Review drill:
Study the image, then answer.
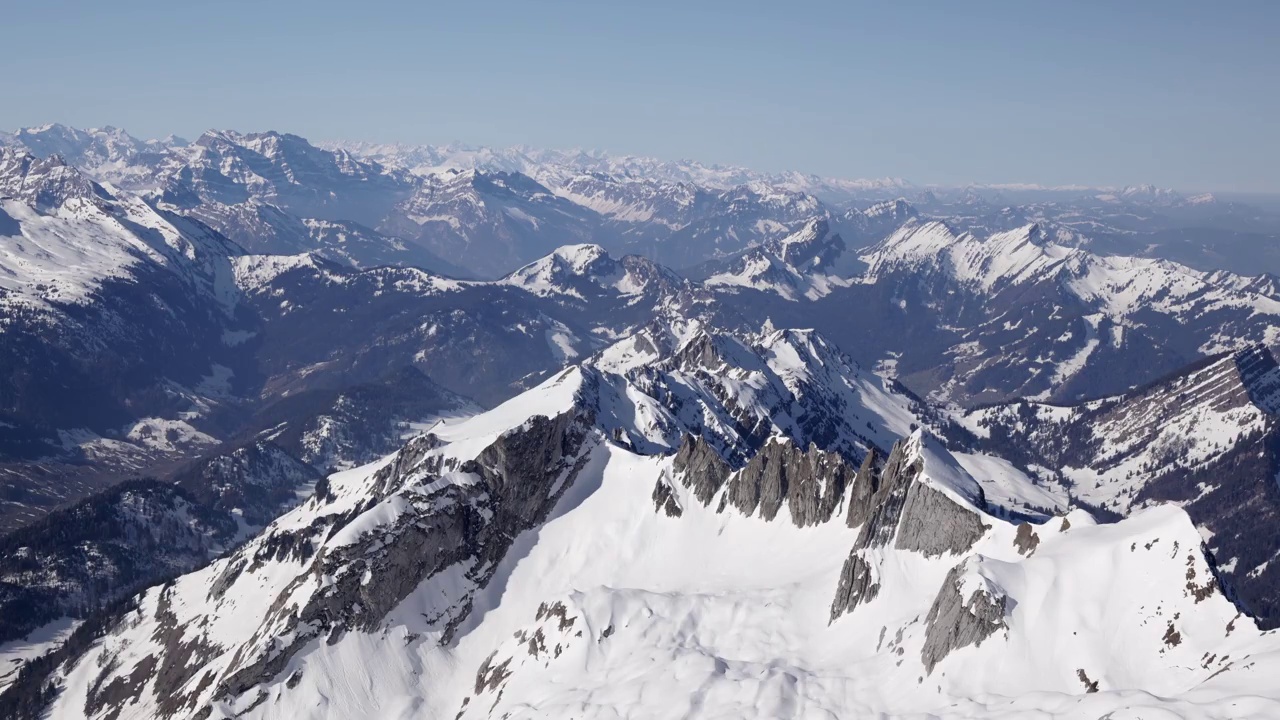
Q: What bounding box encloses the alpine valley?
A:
[3,124,1280,719]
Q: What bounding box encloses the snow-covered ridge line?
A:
[24,324,1280,719]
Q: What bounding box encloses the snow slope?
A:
[862,220,1280,342]
[24,324,1280,720]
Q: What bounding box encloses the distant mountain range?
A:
[5,122,1280,720]
[6,123,1278,281]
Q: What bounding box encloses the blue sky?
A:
[4,0,1277,192]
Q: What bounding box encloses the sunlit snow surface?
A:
[43,347,1280,719]
[0,617,80,694]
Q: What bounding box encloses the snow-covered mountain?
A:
[0,147,251,470]
[836,197,920,247]
[324,140,913,202]
[11,324,1280,719]
[698,218,858,301]
[676,215,1280,407]
[0,123,183,189]
[690,200,918,301]
[959,343,1280,628]
[0,440,319,649]
[855,219,1280,404]
[227,244,712,408]
[15,124,1275,282]
[549,171,833,268]
[622,182,828,269]
[155,130,411,225]
[160,197,453,272]
[379,169,602,278]
[1094,184,1186,206]
[499,243,703,307]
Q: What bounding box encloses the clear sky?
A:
[4,0,1277,192]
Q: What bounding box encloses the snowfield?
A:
[36,328,1280,720]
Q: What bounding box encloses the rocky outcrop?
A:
[213,411,598,705]
[849,436,920,547]
[1236,344,1280,414]
[831,433,989,627]
[723,439,856,526]
[651,479,683,517]
[847,435,987,557]
[829,553,880,622]
[1013,523,1041,556]
[845,448,882,529]
[920,563,1007,673]
[671,434,731,505]
[894,483,989,557]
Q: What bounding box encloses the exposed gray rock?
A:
[920,563,1006,673]
[830,434,989,629]
[850,436,986,557]
[845,448,882,529]
[651,479,683,517]
[1013,523,1041,556]
[829,553,880,622]
[212,411,598,706]
[851,437,922,549]
[671,434,731,505]
[1077,668,1099,693]
[894,483,989,558]
[723,440,856,526]
[367,433,446,500]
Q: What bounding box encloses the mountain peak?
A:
[863,197,916,220]
[550,242,610,270]
[771,217,837,265]
[0,146,112,210]
[500,243,622,299]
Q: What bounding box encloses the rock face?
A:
[1236,344,1280,414]
[920,563,1007,673]
[723,439,857,526]
[1013,523,1041,556]
[212,410,598,706]
[831,433,989,622]
[828,553,880,622]
[894,482,989,557]
[845,448,882,529]
[848,435,987,557]
[670,434,731,506]
[651,479,683,517]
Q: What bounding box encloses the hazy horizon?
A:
[5,1,1278,193]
